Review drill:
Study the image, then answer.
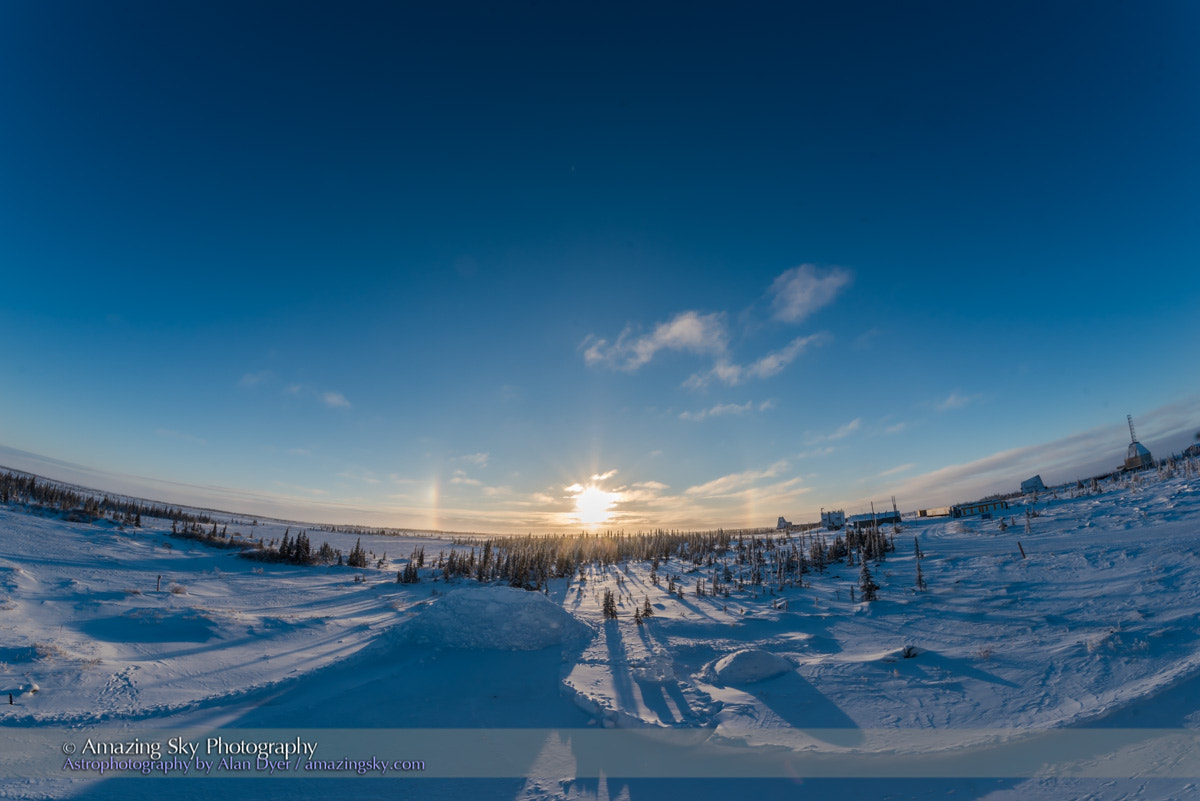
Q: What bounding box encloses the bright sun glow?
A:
[574,485,616,526]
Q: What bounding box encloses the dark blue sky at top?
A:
[2,1,1198,529]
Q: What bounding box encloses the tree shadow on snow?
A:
[604,620,638,717]
[731,671,864,747]
[907,649,1020,689]
[633,677,697,726]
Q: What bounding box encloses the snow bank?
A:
[404,586,588,650]
[707,649,793,684]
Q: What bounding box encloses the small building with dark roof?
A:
[846,511,902,530]
[951,499,1009,519]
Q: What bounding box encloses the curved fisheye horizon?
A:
[1,3,1198,535]
[4,5,1200,799]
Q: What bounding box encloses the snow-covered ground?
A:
[2,466,1199,800]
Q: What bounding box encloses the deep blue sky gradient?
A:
[2,2,1198,530]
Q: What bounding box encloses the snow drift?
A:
[403,585,589,650]
[706,649,793,684]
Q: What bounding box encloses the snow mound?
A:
[632,654,676,684]
[404,586,588,651]
[707,649,793,684]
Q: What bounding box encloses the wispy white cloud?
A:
[585,267,846,386]
[829,418,861,440]
[459,452,489,468]
[279,383,351,410]
[322,391,351,408]
[271,480,328,497]
[684,460,789,498]
[628,479,667,496]
[582,310,728,371]
[450,469,482,486]
[685,334,826,388]
[680,401,751,422]
[679,399,775,422]
[885,422,909,435]
[768,264,853,324]
[808,418,861,444]
[854,328,883,349]
[239,371,272,387]
[337,467,380,485]
[879,463,916,477]
[937,390,979,411]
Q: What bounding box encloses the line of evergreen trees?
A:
[0,470,213,528]
[422,523,898,600]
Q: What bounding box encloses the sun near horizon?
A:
[572,485,618,527]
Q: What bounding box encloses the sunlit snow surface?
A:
[2,468,1200,799]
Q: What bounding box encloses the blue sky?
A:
[2,1,1198,532]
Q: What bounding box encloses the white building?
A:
[820,509,846,530]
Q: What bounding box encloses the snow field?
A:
[1,465,1199,799]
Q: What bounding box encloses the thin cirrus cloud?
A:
[582,310,727,371]
[768,264,853,323]
[582,266,849,387]
[283,384,351,408]
[679,399,774,422]
[321,391,351,409]
[937,391,979,412]
[683,460,790,498]
[809,418,861,444]
[244,375,350,410]
[238,371,273,387]
[685,333,826,389]
[450,469,482,486]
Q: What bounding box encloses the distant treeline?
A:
[317,523,471,539]
[0,470,213,528]
[431,524,893,593]
[0,469,368,571]
[0,468,895,596]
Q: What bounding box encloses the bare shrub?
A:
[33,642,69,660]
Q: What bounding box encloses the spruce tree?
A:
[859,554,879,602]
[914,537,927,591]
[348,538,368,568]
[602,588,618,620]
